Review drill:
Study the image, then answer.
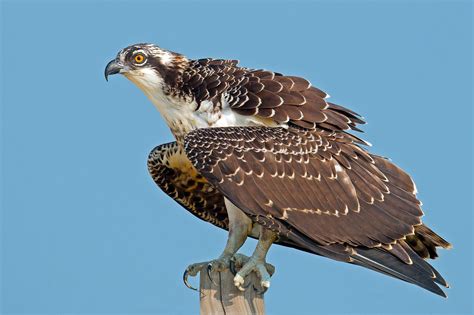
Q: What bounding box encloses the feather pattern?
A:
[184,126,450,296]
[179,58,363,136]
[117,45,451,297]
[147,142,229,229]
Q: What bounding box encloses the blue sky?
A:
[1,0,472,314]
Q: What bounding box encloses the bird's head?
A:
[105,43,189,94]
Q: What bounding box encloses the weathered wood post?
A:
[199,267,266,315]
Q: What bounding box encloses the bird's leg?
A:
[183,199,253,289]
[207,211,252,272]
[233,227,277,292]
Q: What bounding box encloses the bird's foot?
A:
[231,253,275,293]
[183,255,232,290]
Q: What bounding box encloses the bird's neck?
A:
[143,87,218,144]
[125,70,201,143]
[129,70,281,145]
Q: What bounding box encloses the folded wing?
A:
[184,126,450,296]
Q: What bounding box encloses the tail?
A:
[349,225,451,297]
[350,225,451,297]
[350,239,449,297]
[406,224,452,259]
[284,224,451,297]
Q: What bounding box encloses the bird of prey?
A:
[105,43,451,297]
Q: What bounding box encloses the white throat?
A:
[125,68,212,140]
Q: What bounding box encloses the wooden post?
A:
[199,267,265,315]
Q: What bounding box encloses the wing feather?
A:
[185,126,418,247]
[181,59,364,132]
[147,142,229,229]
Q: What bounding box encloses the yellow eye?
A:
[134,54,145,64]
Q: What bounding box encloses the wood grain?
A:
[199,267,265,315]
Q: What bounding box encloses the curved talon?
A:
[229,259,237,275]
[236,280,252,292]
[243,280,252,290]
[266,263,276,276]
[253,284,269,295]
[207,263,218,286]
[183,269,198,291]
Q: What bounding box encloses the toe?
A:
[230,253,250,275]
[213,260,227,271]
[255,264,271,287]
[232,253,250,269]
[208,255,232,272]
[234,273,246,291]
[186,262,207,276]
[265,262,276,276]
[183,262,210,291]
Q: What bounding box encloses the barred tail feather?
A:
[406,225,452,259]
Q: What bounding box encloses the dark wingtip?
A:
[351,248,449,298]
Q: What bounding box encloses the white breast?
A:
[197,95,283,129]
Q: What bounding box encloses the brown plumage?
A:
[407,225,452,259]
[147,142,228,229]
[183,126,451,296]
[180,59,363,134]
[155,56,451,295]
[146,124,451,297]
[107,44,451,297]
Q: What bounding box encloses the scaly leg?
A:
[183,199,253,290]
[233,227,277,292]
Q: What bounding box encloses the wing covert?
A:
[184,126,423,248]
[181,59,367,135]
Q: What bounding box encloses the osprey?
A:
[105,43,451,296]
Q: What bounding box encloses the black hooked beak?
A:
[104,59,123,81]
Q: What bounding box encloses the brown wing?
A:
[184,126,450,296]
[147,142,229,229]
[182,59,366,137]
[147,141,358,261]
[148,142,354,263]
[228,71,358,131]
[184,126,420,247]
